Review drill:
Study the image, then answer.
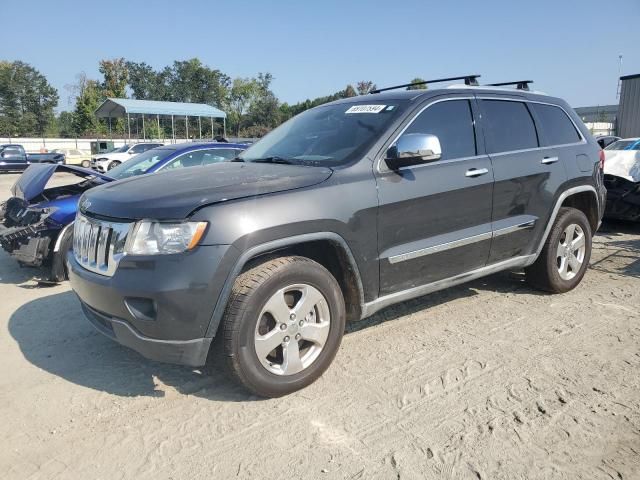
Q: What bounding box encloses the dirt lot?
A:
[0,172,639,480]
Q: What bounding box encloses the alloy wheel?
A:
[254,284,331,376]
[556,223,586,281]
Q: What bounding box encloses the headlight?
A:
[127,221,208,255]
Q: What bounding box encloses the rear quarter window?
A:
[530,103,581,146]
[480,100,539,154]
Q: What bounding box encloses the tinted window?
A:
[107,149,175,179]
[605,139,640,151]
[164,150,209,170]
[402,100,476,160]
[530,103,581,146]
[481,100,538,153]
[201,148,241,165]
[130,144,150,154]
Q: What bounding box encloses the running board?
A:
[360,254,536,319]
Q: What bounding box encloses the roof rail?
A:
[370,75,481,94]
[486,80,533,91]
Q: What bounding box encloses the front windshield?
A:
[239,100,408,166]
[605,140,640,151]
[107,148,175,179]
[112,145,130,153]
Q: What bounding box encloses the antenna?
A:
[487,80,533,91]
[370,75,481,94]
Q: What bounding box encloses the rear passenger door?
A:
[477,97,568,263]
[376,97,494,295]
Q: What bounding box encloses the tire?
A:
[108,161,121,170]
[525,207,592,293]
[49,226,74,282]
[81,160,91,168]
[212,256,346,397]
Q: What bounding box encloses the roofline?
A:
[620,73,640,81]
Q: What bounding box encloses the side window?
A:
[403,100,476,160]
[129,144,148,154]
[201,148,241,165]
[481,100,538,153]
[164,150,206,170]
[530,103,581,146]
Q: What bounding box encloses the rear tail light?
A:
[599,149,605,170]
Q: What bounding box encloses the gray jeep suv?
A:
[68,76,606,397]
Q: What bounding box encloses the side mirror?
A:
[385,133,442,170]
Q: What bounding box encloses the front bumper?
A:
[0,223,53,266]
[67,244,235,367]
[81,302,212,366]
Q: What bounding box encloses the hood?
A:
[604,150,640,182]
[11,164,112,201]
[82,162,333,220]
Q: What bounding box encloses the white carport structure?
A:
[94,98,227,143]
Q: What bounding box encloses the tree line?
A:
[0,58,427,139]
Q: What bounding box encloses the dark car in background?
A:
[0,142,247,281]
[0,144,65,172]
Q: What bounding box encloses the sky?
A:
[2,0,639,112]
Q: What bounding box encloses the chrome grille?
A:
[73,213,132,276]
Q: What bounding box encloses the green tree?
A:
[99,58,129,98]
[246,73,281,131]
[344,85,357,98]
[407,77,428,90]
[228,77,258,136]
[126,61,167,100]
[56,111,75,137]
[356,80,376,95]
[72,78,104,136]
[164,58,230,107]
[0,60,58,136]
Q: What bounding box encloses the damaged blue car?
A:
[0,142,246,281]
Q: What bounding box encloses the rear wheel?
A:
[212,256,346,397]
[81,160,91,168]
[525,207,592,293]
[108,161,121,170]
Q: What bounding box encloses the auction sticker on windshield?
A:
[345,105,387,114]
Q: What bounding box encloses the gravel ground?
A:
[1,172,639,479]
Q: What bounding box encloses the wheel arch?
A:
[206,232,365,338]
[532,185,599,261]
[561,190,600,233]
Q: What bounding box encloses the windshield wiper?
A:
[250,156,295,165]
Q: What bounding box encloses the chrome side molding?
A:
[361,254,536,319]
[388,231,492,264]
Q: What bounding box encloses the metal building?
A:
[617,73,640,138]
[95,98,227,142]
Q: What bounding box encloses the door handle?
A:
[465,168,489,178]
[541,156,559,164]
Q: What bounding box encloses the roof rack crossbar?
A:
[370,74,481,94]
[487,80,533,91]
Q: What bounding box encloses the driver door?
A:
[376,97,494,295]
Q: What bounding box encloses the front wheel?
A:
[108,161,121,170]
[525,207,592,293]
[81,160,91,168]
[213,256,346,397]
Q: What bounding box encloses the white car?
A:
[91,143,163,172]
[603,138,640,221]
